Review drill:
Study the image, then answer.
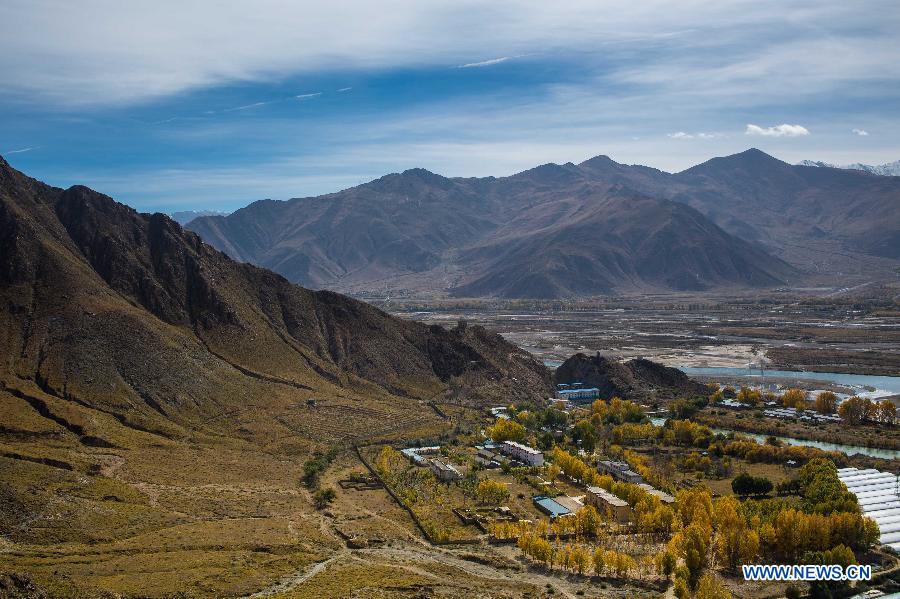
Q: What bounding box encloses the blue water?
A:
[679,366,900,396]
[649,417,900,460]
[546,359,900,458]
[543,362,900,396]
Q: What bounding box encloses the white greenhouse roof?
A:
[838,467,900,547]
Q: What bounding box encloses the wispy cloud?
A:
[745,124,810,138]
[852,128,869,136]
[668,131,722,140]
[4,146,38,154]
[2,2,897,109]
[337,87,352,92]
[222,101,271,112]
[456,57,511,69]
[295,92,321,99]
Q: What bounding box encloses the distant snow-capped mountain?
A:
[798,159,900,176]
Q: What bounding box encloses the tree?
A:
[574,505,602,536]
[655,549,676,578]
[614,552,635,577]
[714,496,760,570]
[476,479,510,505]
[737,387,762,406]
[571,545,590,575]
[731,473,773,497]
[592,547,606,576]
[696,573,732,599]
[878,400,896,425]
[776,478,802,496]
[800,458,857,514]
[815,391,838,414]
[673,567,691,599]
[676,487,714,531]
[303,447,338,487]
[804,545,857,599]
[781,388,808,410]
[488,417,526,442]
[313,486,336,509]
[557,544,573,571]
[543,463,562,482]
[572,418,597,452]
[670,522,712,587]
[838,396,868,425]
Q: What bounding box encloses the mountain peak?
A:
[732,148,784,163]
[401,167,440,178]
[362,167,454,192]
[682,147,788,176]
[511,162,584,184]
[579,154,616,166]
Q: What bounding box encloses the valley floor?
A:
[391,291,900,378]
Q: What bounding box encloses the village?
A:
[328,380,900,599]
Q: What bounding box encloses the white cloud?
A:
[337,87,352,92]
[222,101,271,112]
[456,57,511,68]
[295,92,322,99]
[852,128,869,136]
[745,123,810,137]
[4,146,37,154]
[668,131,721,140]
[3,1,896,108]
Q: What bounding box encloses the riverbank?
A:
[693,408,900,453]
[680,367,900,399]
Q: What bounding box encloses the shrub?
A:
[313,487,336,509]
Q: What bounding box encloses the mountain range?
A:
[188,149,900,299]
[798,159,900,177]
[0,155,550,446]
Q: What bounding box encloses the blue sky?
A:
[1,0,899,213]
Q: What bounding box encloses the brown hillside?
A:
[0,156,550,597]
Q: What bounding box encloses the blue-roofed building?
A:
[556,387,600,402]
[533,496,571,518]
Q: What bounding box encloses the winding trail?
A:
[242,550,350,598]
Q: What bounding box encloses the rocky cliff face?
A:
[554,352,708,401]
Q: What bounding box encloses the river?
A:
[649,417,900,460]
[545,359,900,458]
[678,366,900,398]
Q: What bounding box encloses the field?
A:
[390,291,900,378]
[0,375,449,598]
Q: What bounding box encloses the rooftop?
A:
[586,486,629,507]
[502,440,542,455]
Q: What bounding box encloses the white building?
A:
[597,460,643,484]
[401,446,440,466]
[499,440,544,466]
[430,458,462,482]
[638,483,675,504]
